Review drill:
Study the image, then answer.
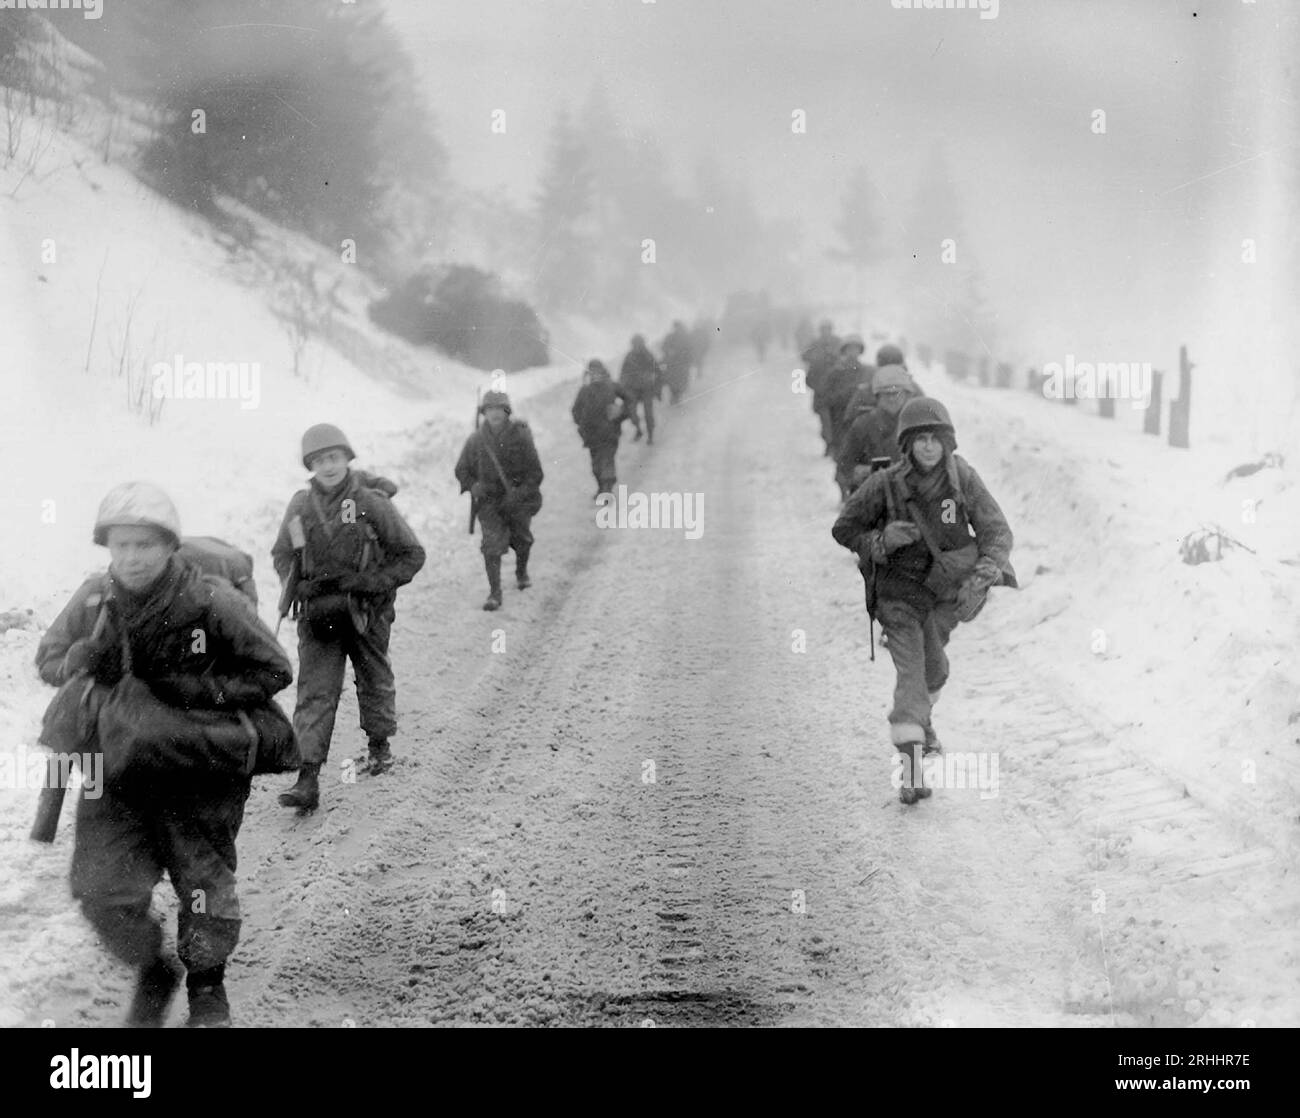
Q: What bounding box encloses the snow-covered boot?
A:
[366,737,393,775]
[278,762,320,810]
[482,556,503,611]
[185,967,231,1028]
[897,741,930,804]
[515,547,532,590]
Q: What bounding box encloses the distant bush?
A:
[369,266,549,373]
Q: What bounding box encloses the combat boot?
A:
[897,742,929,805]
[278,761,321,810]
[482,556,503,611]
[515,547,532,590]
[185,967,231,1028]
[126,956,182,1028]
[367,737,393,775]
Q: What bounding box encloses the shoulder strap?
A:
[478,429,512,489]
[883,468,899,523]
[904,497,945,562]
[308,488,337,543]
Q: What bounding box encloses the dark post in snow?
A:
[995,361,1012,389]
[1169,345,1192,449]
[945,350,970,381]
[1026,367,1041,394]
[1144,369,1163,435]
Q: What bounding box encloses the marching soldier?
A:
[832,400,1016,804]
[35,482,294,1027]
[619,334,661,444]
[273,424,426,810]
[835,364,922,499]
[572,359,634,499]
[455,391,545,611]
[822,334,874,457]
[802,319,841,456]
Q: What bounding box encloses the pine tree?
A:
[533,108,596,312]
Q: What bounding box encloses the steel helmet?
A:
[872,364,913,395]
[301,423,355,469]
[586,358,609,379]
[896,397,956,442]
[840,333,866,354]
[875,343,905,368]
[480,390,512,414]
[92,481,181,548]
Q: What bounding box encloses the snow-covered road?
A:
[4,352,1295,1027]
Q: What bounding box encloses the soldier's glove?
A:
[955,565,1000,623]
[295,577,337,600]
[65,639,124,685]
[339,571,393,596]
[61,639,97,677]
[859,531,889,568]
[470,481,487,503]
[882,520,922,553]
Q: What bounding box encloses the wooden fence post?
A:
[1144,370,1163,435]
[1169,345,1192,448]
[995,361,1012,388]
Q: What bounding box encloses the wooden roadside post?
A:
[1169,345,1192,448]
[1144,369,1163,435]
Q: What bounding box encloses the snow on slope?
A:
[0,111,612,872]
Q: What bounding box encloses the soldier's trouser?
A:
[588,443,618,493]
[876,597,958,743]
[294,605,396,765]
[629,389,655,438]
[816,404,833,450]
[477,503,534,560]
[70,780,250,973]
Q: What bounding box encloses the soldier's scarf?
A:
[111,556,190,663]
[904,451,962,506]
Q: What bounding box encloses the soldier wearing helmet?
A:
[572,359,635,499]
[660,321,693,405]
[455,389,545,610]
[821,334,874,458]
[832,399,1016,804]
[835,364,923,501]
[618,334,661,444]
[837,340,909,428]
[801,319,842,455]
[272,424,426,809]
[34,482,294,1027]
